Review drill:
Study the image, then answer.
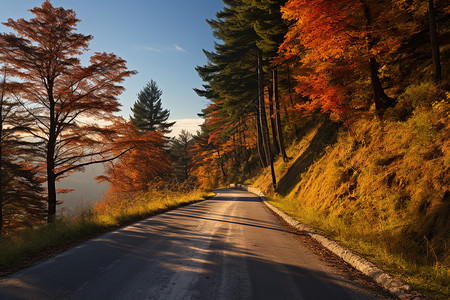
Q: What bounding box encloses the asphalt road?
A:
[0,188,389,300]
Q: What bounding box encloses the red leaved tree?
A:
[279,0,407,119]
[0,1,136,222]
[96,120,171,194]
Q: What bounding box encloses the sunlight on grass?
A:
[0,189,214,271]
[249,103,450,299]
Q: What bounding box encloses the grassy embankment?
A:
[248,101,449,299]
[0,189,214,273]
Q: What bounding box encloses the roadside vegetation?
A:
[0,2,212,273]
[190,1,449,299]
[1,1,449,298]
[0,189,214,272]
[250,102,449,299]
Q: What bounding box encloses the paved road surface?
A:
[0,189,388,300]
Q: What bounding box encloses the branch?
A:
[54,147,134,178]
[13,93,50,131]
[55,148,112,167]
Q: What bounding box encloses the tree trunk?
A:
[216,147,226,179]
[257,48,276,189]
[47,83,57,223]
[286,63,295,107]
[255,99,267,168]
[232,133,239,166]
[240,117,251,176]
[361,0,395,114]
[428,0,442,81]
[369,57,394,112]
[267,84,280,154]
[285,63,298,134]
[273,69,289,162]
[238,117,248,163]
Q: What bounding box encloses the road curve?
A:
[0,188,388,300]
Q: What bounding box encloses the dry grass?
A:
[0,189,214,271]
[252,101,450,299]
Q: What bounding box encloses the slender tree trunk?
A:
[267,84,280,154]
[216,147,226,178]
[369,57,394,112]
[428,0,442,81]
[257,48,276,189]
[47,83,57,223]
[239,117,248,162]
[273,69,288,162]
[232,133,239,166]
[285,63,299,134]
[255,99,267,168]
[240,117,251,176]
[361,0,395,114]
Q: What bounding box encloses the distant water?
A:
[56,164,110,215]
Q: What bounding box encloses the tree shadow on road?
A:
[0,197,391,300]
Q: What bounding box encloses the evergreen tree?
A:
[170,130,194,182]
[131,80,175,133]
[249,0,289,162]
[195,0,288,188]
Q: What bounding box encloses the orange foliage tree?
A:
[279,0,414,119]
[0,1,135,222]
[96,120,171,194]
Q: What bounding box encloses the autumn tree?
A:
[0,1,136,222]
[279,0,405,118]
[189,122,226,189]
[96,120,171,193]
[131,80,175,134]
[0,69,45,233]
[393,0,449,82]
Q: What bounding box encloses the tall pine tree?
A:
[131,80,175,133]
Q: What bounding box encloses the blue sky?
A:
[0,0,223,129]
[1,0,226,207]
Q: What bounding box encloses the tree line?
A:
[0,1,193,234]
[1,0,448,234]
[190,0,449,189]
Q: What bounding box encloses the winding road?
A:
[0,188,389,299]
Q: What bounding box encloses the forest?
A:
[0,0,449,298]
[190,0,449,297]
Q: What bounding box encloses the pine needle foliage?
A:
[131,80,175,133]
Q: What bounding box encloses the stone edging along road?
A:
[230,184,423,300]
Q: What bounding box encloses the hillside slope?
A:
[248,104,450,299]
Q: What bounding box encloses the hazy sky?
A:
[0,0,224,131]
[0,0,225,208]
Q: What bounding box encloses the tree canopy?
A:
[0,1,136,222]
[131,80,175,133]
